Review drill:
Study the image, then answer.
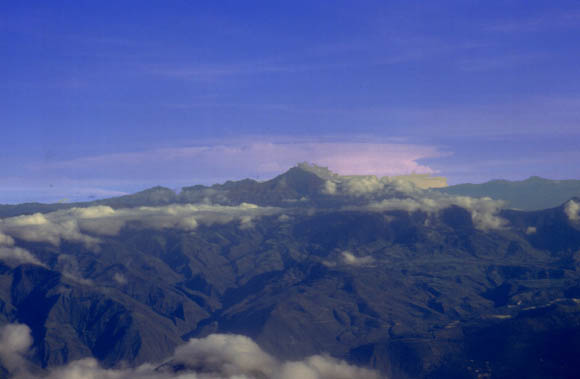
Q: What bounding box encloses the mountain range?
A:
[1,163,580,378]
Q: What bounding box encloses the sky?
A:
[1,0,580,203]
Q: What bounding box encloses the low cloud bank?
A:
[566,200,580,221]
[0,246,42,267]
[0,203,280,251]
[308,165,503,230]
[0,324,381,379]
[366,195,507,231]
[304,162,446,197]
[0,232,43,266]
[321,175,437,196]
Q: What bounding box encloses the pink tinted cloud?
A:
[42,141,445,180]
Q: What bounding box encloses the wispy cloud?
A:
[0,179,130,204]
[145,61,351,81]
[331,96,580,137]
[457,53,544,72]
[40,141,445,179]
[144,35,483,82]
[164,102,296,112]
[484,10,580,33]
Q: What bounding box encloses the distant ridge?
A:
[436,176,580,210]
[2,165,578,216]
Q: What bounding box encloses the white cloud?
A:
[452,196,507,230]
[342,176,385,196]
[113,273,128,285]
[0,203,280,250]
[366,194,507,231]
[279,354,380,379]
[0,230,43,266]
[319,171,446,198]
[168,334,277,378]
[0,232,15,246]
[0,324,383,379]
[322,180,337,195]
[341,251,375,266]
[0,212,99,248]
[0,323,33,374]
[323,251,376,268]
[0,246,44,266]
[238,215,255,229]
[322,176,397,197]
[565,200,579,221]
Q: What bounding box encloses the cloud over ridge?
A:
[317,170,507,230]
[566,200,580,221]
[0,231,44,266]
[0,203,280,247]
[365,195,507,230]
[0,203,281,267]
[0,324,382,379]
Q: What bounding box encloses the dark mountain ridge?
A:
[0,162,406,217]
[3,165,578,217]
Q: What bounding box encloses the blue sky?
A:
[1,1,580,203]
